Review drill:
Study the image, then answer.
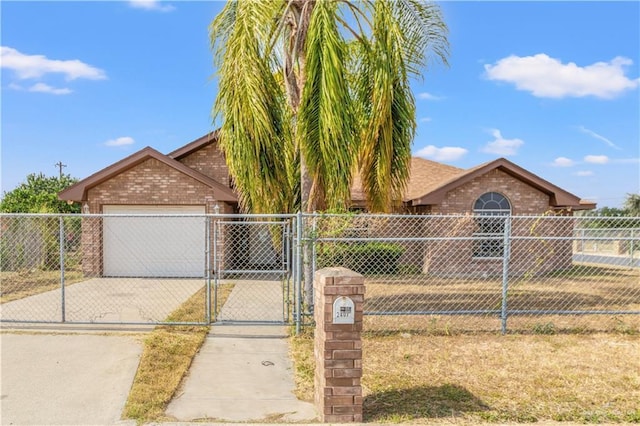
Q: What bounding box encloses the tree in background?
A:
[1,173,80,270]
[0,173,79,213]
[623,193,640,216]
[210,0,448,214]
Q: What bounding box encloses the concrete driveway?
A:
[0,331,142,425]
[0,278,205,324]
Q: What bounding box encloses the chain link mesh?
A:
[309,214,640,335]
[1,214,207,324]
[2,213,638,332]
[213,219,293,323]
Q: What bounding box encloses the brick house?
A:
[59,132,594,277]
[351,156,596,276]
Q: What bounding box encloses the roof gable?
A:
[412,157,594,210]
[59,146,237,202]
[168,131,218,160]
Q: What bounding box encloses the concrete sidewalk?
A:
[0,331,142,425]
[165,324,317,423]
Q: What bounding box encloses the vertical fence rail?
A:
[212,216,219,322]
[295,211,303,335]
[58,216,66,322]
[205,215,211,324]
[500,218,511,334]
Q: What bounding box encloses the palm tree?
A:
[210,0,449,307]
[210,0,448,214]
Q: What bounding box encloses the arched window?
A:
[473,192,511,258]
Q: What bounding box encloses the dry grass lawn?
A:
[291,333,640,423]
[364,266,640,334]
[0,269,85,303]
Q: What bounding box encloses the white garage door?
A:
[103,205,206,277]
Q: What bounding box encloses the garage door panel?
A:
[103,206,205,277]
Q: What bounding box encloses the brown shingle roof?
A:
[412,157,594,210]
[352,156,594,210]
[351,157,463,203]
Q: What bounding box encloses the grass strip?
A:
[123,283,233,424]
[289,327,315,402]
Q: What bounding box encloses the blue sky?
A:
[2,1,639,208]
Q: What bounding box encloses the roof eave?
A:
[58,145,237,203]
[410,158,592,210]
[168,130,219,160]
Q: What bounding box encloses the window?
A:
[473,192,511,258]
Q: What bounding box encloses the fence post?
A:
[59,216,66,323]
[500,217,512,334]
[212,216,219,321]
[631,229,635,268]
[295,211,303,335]
[205,215,211,324]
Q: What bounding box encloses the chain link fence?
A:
[1,213,639,333]
[1,214,211,324]
[309,214,640,335]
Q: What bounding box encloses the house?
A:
[59,132,595,278]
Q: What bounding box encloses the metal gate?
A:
[212,217,294,323]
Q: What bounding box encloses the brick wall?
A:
[420,170,574,276]
[177,141,230,187]
[82,157,234,276]
[433,169,550,215]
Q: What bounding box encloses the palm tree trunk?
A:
[285,0,316,310]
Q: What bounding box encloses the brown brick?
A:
[333,405,357,414]
[325,341,354,350]
[327,377,359,386]
[332,368,362,378]
[325,395,353,405]
[333,350,362,360]
[332,386,362,396]
[325,359,354,368]
[325,414,356,422]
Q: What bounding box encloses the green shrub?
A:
[317,242,404,275]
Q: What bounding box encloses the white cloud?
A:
[552,157,575,167]
[417,92,443,101]
[105,136,135,147]
[574,171,594,177]
[28,83,72,95]
[128,0,175,12]
[1,46,107,81]
[485,54,639,99]
[577,126,621,150]
[415,145,468,162]
[584,155,609,164]
[419,117,432,123]
[481,129,524,156]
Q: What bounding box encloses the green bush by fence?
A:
[317,242,404,275]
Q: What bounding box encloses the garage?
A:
[103,205,206,277]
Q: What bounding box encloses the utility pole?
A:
[54,161,67,179]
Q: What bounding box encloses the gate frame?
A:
[210,214,299,326]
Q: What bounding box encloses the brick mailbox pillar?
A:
[314,267,364,422]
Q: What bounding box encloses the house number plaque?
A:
[333,296,355,324]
